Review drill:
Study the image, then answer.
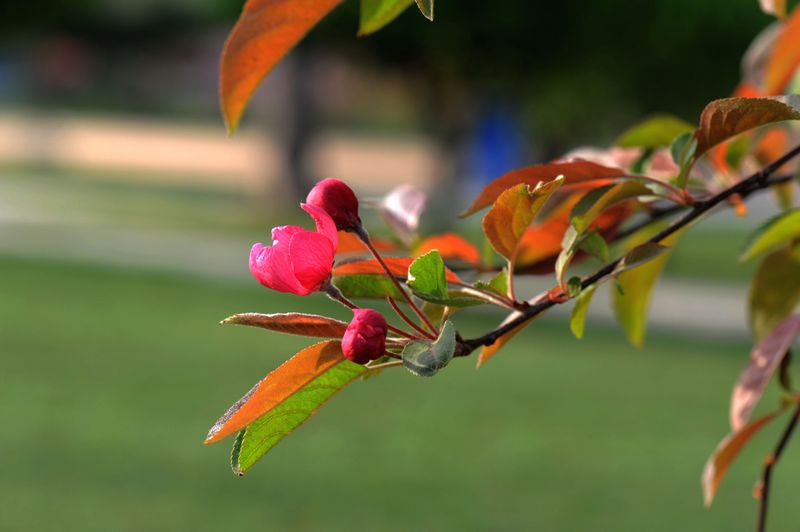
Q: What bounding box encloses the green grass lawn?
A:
[2,256,800,531]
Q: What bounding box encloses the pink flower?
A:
[305,178,361,231]
[249,203,338,296]
[342,308,388,365]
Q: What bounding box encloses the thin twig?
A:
[460,145,800,355]
[756,404,800,532]
[356,227,439,336]
[325,285,417,340]
[387,297,436,340]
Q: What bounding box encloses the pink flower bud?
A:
[305,178,361,232]
[342,309,388,365]
[249,204,338,296]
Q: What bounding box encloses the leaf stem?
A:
[325,285,417,340]
[756,403,800,532]
[355,225,439,336]
[387,297,436,340]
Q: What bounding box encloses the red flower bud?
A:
[342,308,388,365]
[305,178,361,232]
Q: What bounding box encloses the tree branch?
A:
[756,404,800,532]
[459,145,800,355]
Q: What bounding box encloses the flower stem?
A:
[325,285,416,340]
[355,225,439,336]
[387,297,436,340]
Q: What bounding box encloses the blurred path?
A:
[0,216,751,340]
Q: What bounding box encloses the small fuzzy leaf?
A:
[221,312,348,337]
[702,409,784,506]
[749,245,800,340]
[359,0,414,36]
[694,96,800,157]
[475,269,509,298]
[483,176,565,260]
[670,131,696,166]
[461,160,625,217]
[730,315,800,431]
[220,0,343,133]
[614,243,670,275]
[739,208,800,262]
[570,284,598,339]
[615,114,695,149]
[402,320,456,376]
[407,250,449,300]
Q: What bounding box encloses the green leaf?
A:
[612,229,679,348]
[475,269,509,297]
[614,243,670,275]
[670,131,697,189]
[414,0,433,20]
[739,208,800,262]
[359,0,414,36]
[333,274,403,300]
[749,245,800,341]
[567,276,582,297]
[570,284,598,339]
[231,358,367,475]
[407,250,449,300]
[615,114,695,149]
[402,320,456,376]
[578,232,610,263]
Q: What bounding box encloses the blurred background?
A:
[3,0,800,530]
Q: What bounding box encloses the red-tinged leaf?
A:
[694,96,800,157]
[335,231,395,256]
[460,160,625,217]
[731,315,800,431]
[766,6,800,93]
[414,233,480,265]
[702,409,784,506]
[477,313,540,367]
[221,312,348,337]
[205,340,346,444]
[220,0,343,133]
[760,0,787,18]
[483,177,565,260]
[515,202,633,272]
[333,257,463,283]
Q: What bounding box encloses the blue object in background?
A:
[468,104,527,187]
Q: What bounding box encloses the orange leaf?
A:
[477,313,540,367]
[221,312,348,337]
[483,177,565,260]
[220,0,343,133]
[730,314,800,431]
[336,231,396,255]
[460,160,625,217]
[333,257,463,283]
[414,233,480,265]
[702,409,784,506]
[766,6,800,94]
[205,340,345,444]
[694,96,800,157]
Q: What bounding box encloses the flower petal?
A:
[288,230,335,292]
[249,241,310,295]
[301,203,338,249]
